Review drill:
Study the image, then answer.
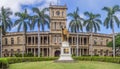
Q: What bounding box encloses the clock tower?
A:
[49,4,67,50]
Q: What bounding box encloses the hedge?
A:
[0,56,120,69]
[0,58,8,69]
[0,57,58,69]
[73,56,120,64]
[7,57,58,64]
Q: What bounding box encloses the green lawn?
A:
[9,61,120,69]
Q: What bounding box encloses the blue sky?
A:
[0,0,120,34]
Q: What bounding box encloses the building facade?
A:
[2,5,113,57]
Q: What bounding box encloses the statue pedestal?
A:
[58,41,73,62]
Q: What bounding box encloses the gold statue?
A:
[61,26,69,41]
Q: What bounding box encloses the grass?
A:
[9,61,120,69]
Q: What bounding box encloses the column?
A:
[31,37,33,45]
[72,48,74,55]
[34,48,36,57]
[83,49,85,55]
[30,48,32,53]
[81,37,82,45]
[27,37,28,45]
[82,37,84,45]
[42,48,44,57]
[26,48,28,53]
[49,47,51,57]
[42,36,45,45]
[72,36,73,45]
[47,48,48,57]
[87,37,89,45]
[34,36,36,45]
[47,35,49,44]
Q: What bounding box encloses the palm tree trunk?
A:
[77,33,81,57]
[22,27,26,57]
[112,27,115,57]
[38,26,40,57]
[76,33,79,57]
[22,32,25,57]
[90,32,93,56]
[0,29,2,57]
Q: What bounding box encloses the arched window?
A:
[17,37,20,44]
[62,11,64,16]
[94,40,97,45]
[11,38,14,44]
[52,11,54,16]
[54,22,56,30]
[5,38,8,45]
[106,39,109,44]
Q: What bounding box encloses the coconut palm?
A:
[84,12,102,56]
[0,7,12,34]
[32,7,49,57]
[14,9,30,57]
[0,7,12,57]
[68,7,84,56]
[102,5,120,57]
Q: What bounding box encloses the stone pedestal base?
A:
[58,55,73,61]
[56,41,74,62]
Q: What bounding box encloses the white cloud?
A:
[0,0,57,13]
[79,13,85,19]
[115,12,120,18]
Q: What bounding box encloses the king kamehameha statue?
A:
[56,26,73,62]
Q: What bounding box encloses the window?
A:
[17,49,20,53]
[11,49,14,57]
[35,37,38,44]
[84,37,87,45]
[28,37,31,45]
[5,38,8,45]
[94,40,97,45]
[11,38,14,44]
[69,37,72,44]
[54,22,56,30]
[101,41,102,45]
[56,11,60,16]
[17,37,20,44]
[62,11,64,16]
[52,11,54,16]
[94,49,97,55]
[106,39,109,44]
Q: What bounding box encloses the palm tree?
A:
[102,5,120,57]
[14,9,30,57]
[84,12,102,56]
[68,7,84,57]
[0,7,12,57]
[32,7,49,57]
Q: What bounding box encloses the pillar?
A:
[82,37,84,45]
[27,37,28,45]
[49,47,51,57]
[26,48,28,53]
[31,37,33,45]
[47,48,48,57]
[34,48,36,57]
[42,48,44,57]
[34,36,36,45]
[72,36,73,45]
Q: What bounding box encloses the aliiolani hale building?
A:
[1,4,113,57]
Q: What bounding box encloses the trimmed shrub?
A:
[73,56,120,64]
[0,58,8,69]
[7,57,58,64]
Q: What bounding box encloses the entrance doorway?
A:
[54,50,60,57]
